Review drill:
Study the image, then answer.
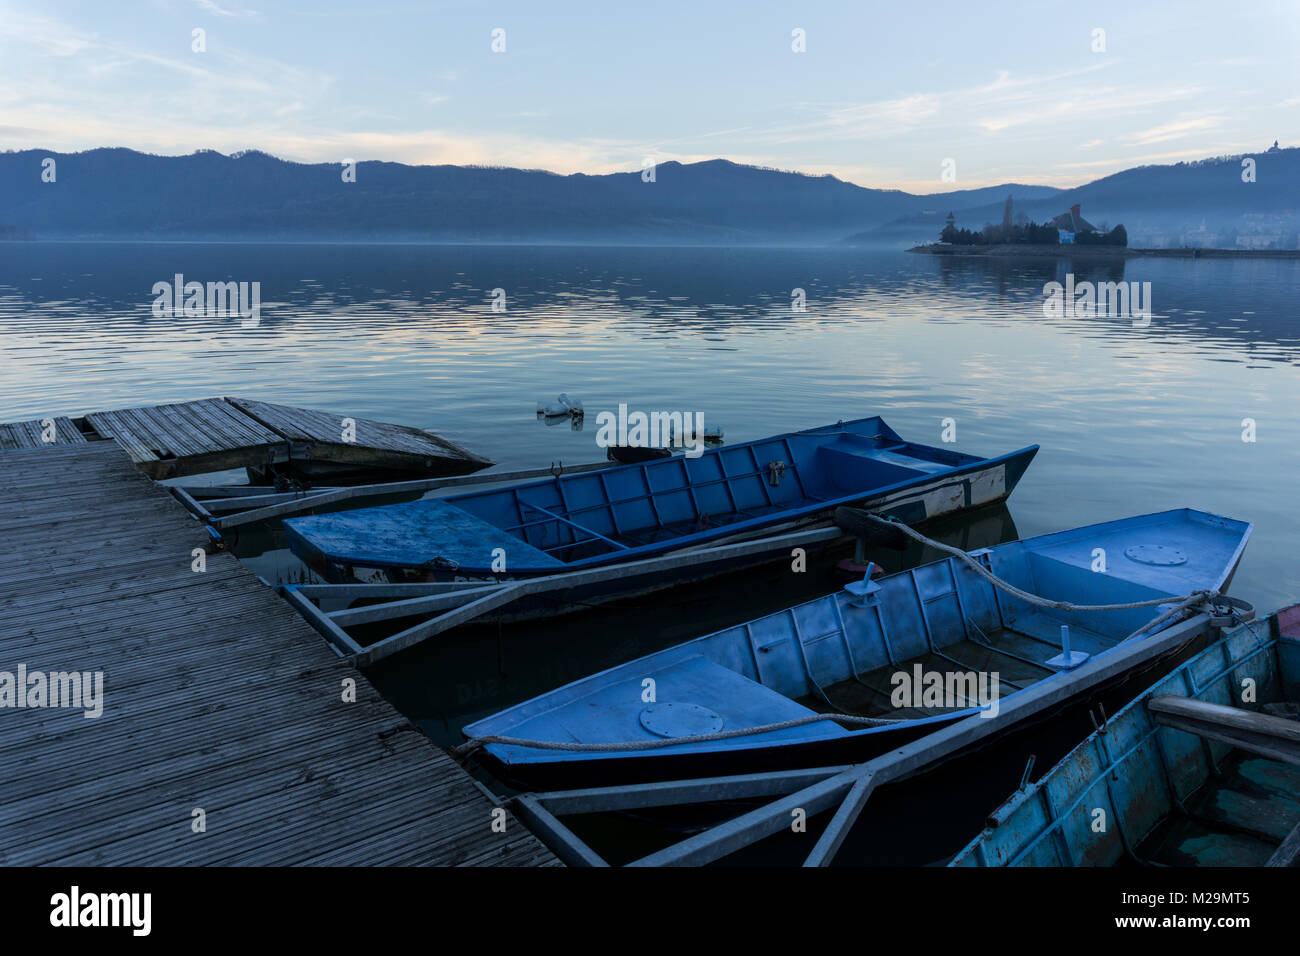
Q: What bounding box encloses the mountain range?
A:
[1,145,1296,247]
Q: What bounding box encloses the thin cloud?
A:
[194,0,262,20]
[1124,116,1222,146]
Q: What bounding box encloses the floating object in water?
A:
[537,393,583,418]
[667,421,723,447]
[952,600,1298,868]
[284,415,1039,590]
[539,412,584,431]
[461,509,1251,787]
[606,445,673,464]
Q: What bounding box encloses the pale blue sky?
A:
[3,0,1297,192]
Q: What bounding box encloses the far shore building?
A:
[1047,204,1096,244]
[1235,212,1291,249]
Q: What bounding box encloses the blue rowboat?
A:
[461,509,1251,788]
[950,604,1298,868]
[283,415,1037,583]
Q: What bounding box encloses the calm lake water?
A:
[2,241,1297,860]
[4,242,1297,597]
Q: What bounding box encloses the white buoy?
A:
[536,394,583,418]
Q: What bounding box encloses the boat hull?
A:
[464,509,1253,789]
[291,442,1038,597]
[472,633,1219,791]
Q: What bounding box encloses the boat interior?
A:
[950,609,1300,867]
[455,423,981,565]
[1137,751,1300,865]
[286,416,991,572]
[470,511,1251,764]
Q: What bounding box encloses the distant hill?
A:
[0,148,1060,243]
[4,146,1295,246]
[853,147,1300,249]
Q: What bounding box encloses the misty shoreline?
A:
[908,243,1300,260]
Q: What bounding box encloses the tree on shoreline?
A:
[939,216,1059,245]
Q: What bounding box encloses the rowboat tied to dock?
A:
[284,415,1038,586]
[461,509,1251,787]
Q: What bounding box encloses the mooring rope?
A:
[455,513,1237,756]
[859,512,1210,614]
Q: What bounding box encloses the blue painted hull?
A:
[464,510,1252,788]
[284,415,1038,583]
[951,605,1299,867]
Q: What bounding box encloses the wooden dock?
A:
[0,397,491,480]
[0,441,556,866]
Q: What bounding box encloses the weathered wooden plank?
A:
[0,441,555,867]
[81,399,288,478]
[227,396,491,474]
[4,398,490,481]
[1150,695,1300,766]
[0,416,87,450]
[228,396,483,459]
[6,738,440,864]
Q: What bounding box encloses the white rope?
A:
[861,512,1211,613]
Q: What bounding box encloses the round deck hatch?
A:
[639,702,725,739]
[1124,544,1188,567]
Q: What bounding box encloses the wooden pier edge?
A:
[0,441,557,866]
[1,397,492,481]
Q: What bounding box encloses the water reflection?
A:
[1,244,1297,362]
[1,241,1297,614]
